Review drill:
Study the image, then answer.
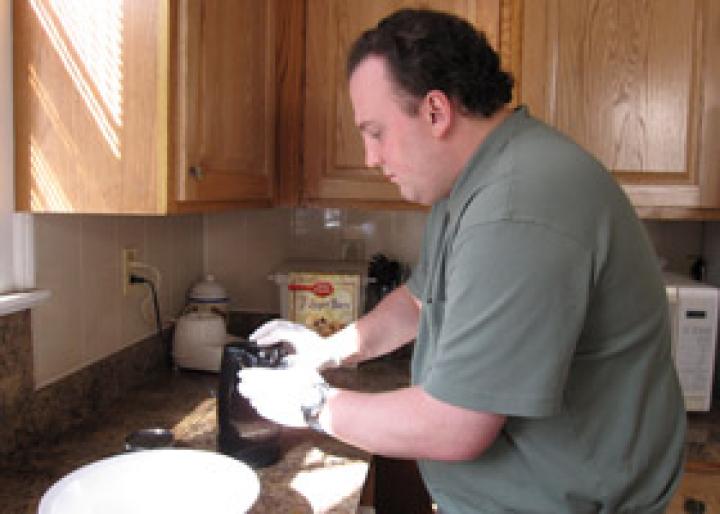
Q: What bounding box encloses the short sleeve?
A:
[405,207,443,299]
[422,220,592,417]
[405,258,426,299]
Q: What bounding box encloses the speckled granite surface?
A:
[685,402,720,473]
[0,309,168,455]
[0,359,410,514]
[0,311,33,453]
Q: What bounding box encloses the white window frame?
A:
[0,0,48,315]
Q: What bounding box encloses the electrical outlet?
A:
[122,248,138,295]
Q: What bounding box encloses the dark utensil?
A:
[217,340,289,468]
[124,428,175,452]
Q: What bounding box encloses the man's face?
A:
[348,56,446,206]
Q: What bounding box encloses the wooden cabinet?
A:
[18,1,717,217]
[302,0,522,209]
[172,0,276,211]
[667,471,720,513]
[521,0,720,219]
[14,0,278,214]
[14,0,167,213]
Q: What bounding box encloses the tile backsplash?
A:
[206,209,718,313]
[206,208,427,313]
[24,207,720,392]
[32,214,203,388]
[705,222,720,287]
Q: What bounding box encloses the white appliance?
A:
[664,272,719,412]
[173,311,240,372]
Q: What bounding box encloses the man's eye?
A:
[369,131,382,140]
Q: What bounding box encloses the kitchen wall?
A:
[206,209,717,312]
[0,212,203,451]
[705,223,720,287]
[205,208,426,313]
[15,210,720,391]
[31,214,204,388]
[0,0,13,292]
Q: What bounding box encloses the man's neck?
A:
[463,107,513,160]
[445,106,514,185]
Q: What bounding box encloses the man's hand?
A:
[249,319,342,370]
[237,366,330,429]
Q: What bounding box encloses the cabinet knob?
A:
[189,166,204,180]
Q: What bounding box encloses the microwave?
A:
[664,272,719,412]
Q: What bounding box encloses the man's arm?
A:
[329,284,421,365]
[320,385,506,461]
[322,285,507,461]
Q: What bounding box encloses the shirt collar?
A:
[444,105,530,219]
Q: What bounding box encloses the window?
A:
[1,0,16,293]
[1,1,35,299]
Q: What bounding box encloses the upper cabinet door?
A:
[521,0,720,214]
[173,0,277,208]
[303,0,521,209]
[14,0,169,213]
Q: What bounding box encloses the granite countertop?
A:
[0,358,410,514]
[685,404,720,473]
[3,348,720,514]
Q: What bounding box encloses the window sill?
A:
[0,289,51,317]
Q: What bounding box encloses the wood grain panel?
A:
[122,0,168,214]
[552,0,694,174]
[304,0,519,207]
[521,0,720,213]
[177,0,276,204]
[274,0,306,207]
[14,0,166,213]
[697,0,720,208]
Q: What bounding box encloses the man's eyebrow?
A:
[357,121,376,131]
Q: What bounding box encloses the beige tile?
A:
[79,216,122,363]
[206,211,246,309]
[80,216,119,277]
[345,209,394,261]
[145,216,176,323]
[169,214,204,317]
[117,216,147,261]
[34,215,83,292]
[288,208,344,261]
[32,298,85,389]
[33,215,85,387]
[704,222,720,287]
[238,209,292,312]
[643,220,702,273]
[82,267,123,363]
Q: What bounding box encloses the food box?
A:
[269,261,368,337]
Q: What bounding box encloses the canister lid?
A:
[189,274,229,302]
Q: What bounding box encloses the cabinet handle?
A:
[189,166,204,180]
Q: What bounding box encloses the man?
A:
[237,8,686,513]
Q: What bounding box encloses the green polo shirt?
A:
[406,107,686,514]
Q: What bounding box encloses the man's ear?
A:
[424,90,453,137]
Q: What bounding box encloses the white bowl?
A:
[39,448,260,514]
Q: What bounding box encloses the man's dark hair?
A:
[347,8,514,117]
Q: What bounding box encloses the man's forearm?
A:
[318,385,505,461]
[329,285,421,366]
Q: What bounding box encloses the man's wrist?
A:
[301,382,332,433]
